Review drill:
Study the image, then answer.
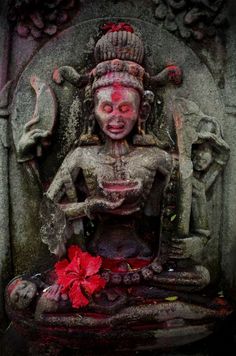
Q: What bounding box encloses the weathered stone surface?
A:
[10,19,225,280]
[1,0,236,354]
[221,2,236,299]
[0,0,12,328]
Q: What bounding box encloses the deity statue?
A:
[5,23,231,353]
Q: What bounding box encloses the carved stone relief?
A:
[0,81,11,324]
[8,0,228,41]
[3,18,231,353]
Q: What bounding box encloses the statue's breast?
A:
[78,147,118,195]
[79,146,170,201]
[126,147,171,200]
[77,146,171,204]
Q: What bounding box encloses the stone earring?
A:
[133,121,156,146]
[133,91,157,146]
[137,114,145,136]
[79,111,100,146]
[88,112,96,135]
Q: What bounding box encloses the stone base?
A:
[6,297,232,354]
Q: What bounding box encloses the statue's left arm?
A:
[46,148,80,204]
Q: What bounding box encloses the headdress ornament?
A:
[92,23,145,94]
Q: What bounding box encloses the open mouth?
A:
[195,160,207,167]
[107,124,125,133]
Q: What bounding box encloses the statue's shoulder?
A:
[65,145,100,160]
[148,146,172,175]
[133,146,172,176]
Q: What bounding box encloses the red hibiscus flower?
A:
[55,245,106,308]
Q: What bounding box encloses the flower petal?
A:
[57,274,78,293]
[55,259,69,278]
[68,245,83,261]
[80,253,102,277]
[69,281,89,308]
[81,275,107,295]
[65,256,81,275]
[54,246,106,309]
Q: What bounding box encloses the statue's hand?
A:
[35,283,68,320]
[85,197,125,218]
[168,235,208,259]
[42,284,68,302]
[18,123,50,158]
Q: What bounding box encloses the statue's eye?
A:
[103,104,113,113]
[120,105,130,113]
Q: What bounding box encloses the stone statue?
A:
[169,113,230,260]
[191,117,229,237]
[5,23,231,353]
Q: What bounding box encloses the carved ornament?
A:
[8,0,79,39]
[153,0,228,40]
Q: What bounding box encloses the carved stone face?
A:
[8,279,37,310]
[192,142,213,172]
[94,85,140,140]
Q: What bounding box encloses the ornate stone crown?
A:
[92,23,145,94]
[53,22,182,94]
[94,23,144,64]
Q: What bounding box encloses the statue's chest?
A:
[81,151,158,198]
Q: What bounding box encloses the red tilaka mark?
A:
[111,82,123,102]
[102,22,134,33]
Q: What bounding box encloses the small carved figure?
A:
[7,277,38,310]
[6,273,70,318]
[191,117,229,237]
[169,116,229,259]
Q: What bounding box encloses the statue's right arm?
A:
[46,148,126,219]
[45,148,91,219]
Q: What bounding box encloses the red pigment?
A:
[111,82,123,102]
[102,257,151,272]
[7,279,22,295]
[102,22,134,33]
[166,65,182,84]
[102,181,138,192]
[53,68,61,83]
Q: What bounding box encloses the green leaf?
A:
[165,296,178,302]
